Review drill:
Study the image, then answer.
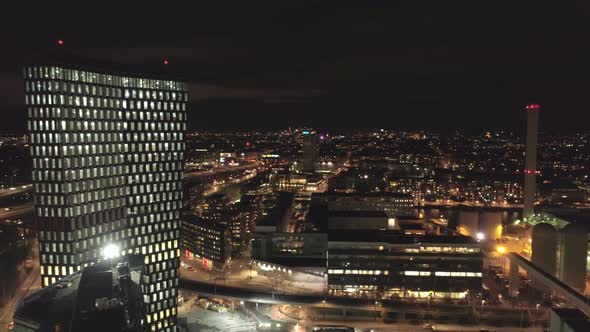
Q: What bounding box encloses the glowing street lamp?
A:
[476,232,485,241]
[496,246,506,254]
[102,243,120,259]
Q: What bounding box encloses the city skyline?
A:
[2,3,590,332]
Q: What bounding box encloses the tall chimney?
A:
[523,103,540,218]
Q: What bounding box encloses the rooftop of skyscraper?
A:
[14,254,145,332]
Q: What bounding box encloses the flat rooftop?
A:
[14,254,145,332]
[327,229,478,245]
[328,210,388,218]
[314,192,413,199]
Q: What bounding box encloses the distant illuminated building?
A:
[24,65,188,331]
[302,130,318,173]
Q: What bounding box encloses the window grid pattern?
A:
[25,65,187,332]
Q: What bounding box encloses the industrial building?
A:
[322,210,393,231]
[523,103,540,218]
[311,192,414,216]
[252,232,327,269]
[526,214,587,292]
[456,209,503,241]
[327,230,483,299]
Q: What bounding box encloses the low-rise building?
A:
[311,192,414,216]
[327,230,483,300]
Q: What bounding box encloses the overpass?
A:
[184,164,259,183]
[507,252,590,316]
[0,202,34,219]
[0,185,33,199]
[180,278,536,324]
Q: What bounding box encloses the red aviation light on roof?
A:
[56,39,64,46]
[163,58,169,65]
[525,103,541,111]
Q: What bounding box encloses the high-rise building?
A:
[24,64,188,331]
[302,130,318,173]
[523,103,540,218]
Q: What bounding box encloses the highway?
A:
[0,240,40,332]
[0,185,32,199]
[184,163,259,180]
[0,165,261,220]
[0,203,34,219]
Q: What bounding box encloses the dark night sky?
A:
[1,1,590,131]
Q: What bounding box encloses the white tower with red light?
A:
[523,103,540,218]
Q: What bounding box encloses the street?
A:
[0,240,40,332]
[180,256,325,295]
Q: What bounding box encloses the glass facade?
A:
[24,65,188,332]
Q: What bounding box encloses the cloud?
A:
[189,83,322,102]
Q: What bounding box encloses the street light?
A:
[476,232,485,241]
[374,301,379,321]
[102,243,120,259]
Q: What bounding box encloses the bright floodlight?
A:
[476,232,485,241]
[497,246,506,254]
[102,243,120,259]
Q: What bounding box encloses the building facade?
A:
[327,231,483,299]
[181,216,231,270]
[302,130,318,173]
[311,192,415,216]
[25,65,187,331]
